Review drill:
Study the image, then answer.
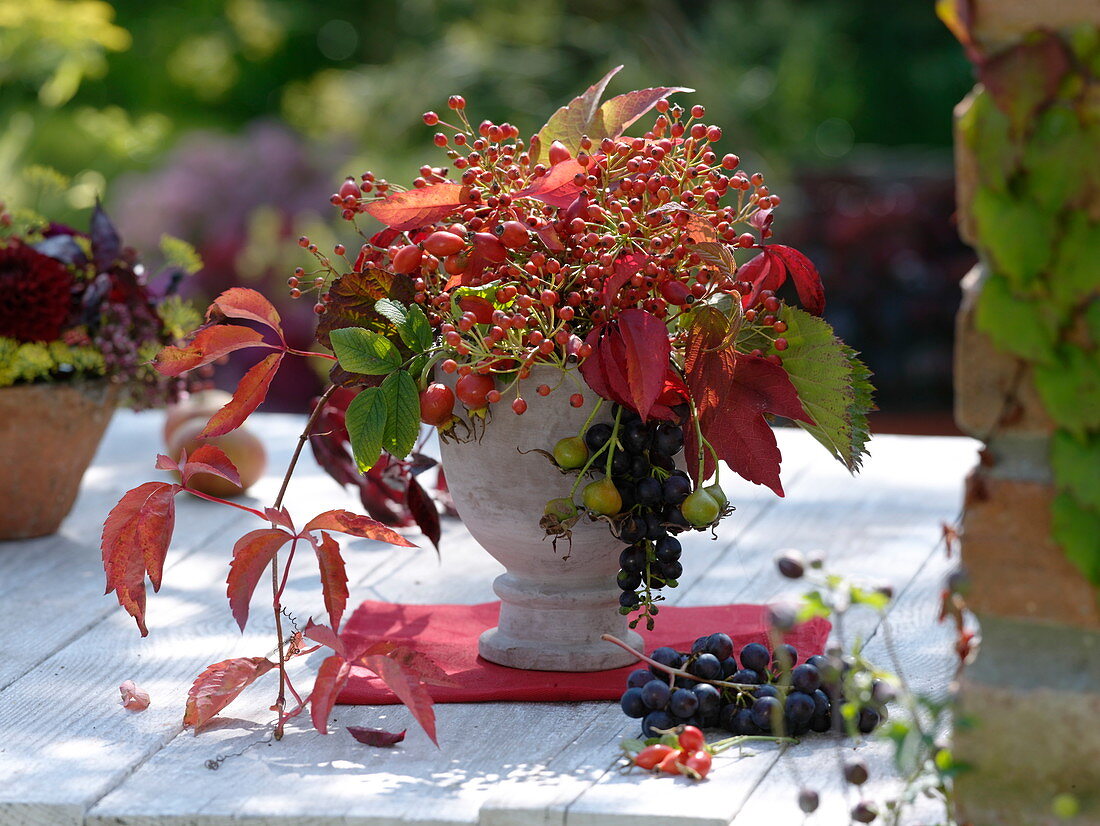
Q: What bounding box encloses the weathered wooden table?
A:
[0,411,977,825]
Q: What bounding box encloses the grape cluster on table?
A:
[619,633,888,739]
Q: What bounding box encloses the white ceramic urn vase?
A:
[438,367,645,671]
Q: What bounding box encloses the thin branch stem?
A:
[270,383,336,740]
[183,489,267,520]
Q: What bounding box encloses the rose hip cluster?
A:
[292,93,786,418]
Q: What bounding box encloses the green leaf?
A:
[374,298,407,327]
[1022,105,1095,211]
[959,89,1015,194]
[380,371,420,459]
[972,188,1055,292]
[1086,301,1100,349]
[345,388,388,472]
[797,590,832,622]
[1052,430,1100,511]
[1033,346,1100,437]
[1052,491,1100,584]
[775,307,873,472]
[1048,211,1100,312]
[330,327,402,375]
[974,273,1059,363]
[374,299,434,353]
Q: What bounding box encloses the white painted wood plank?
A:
[85,431,819,826]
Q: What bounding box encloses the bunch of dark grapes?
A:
[619,635,889,739]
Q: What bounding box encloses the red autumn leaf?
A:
[154,453,179,472]
[767,245,825,316]
[181,444,242,489]
[200,351,283,438]
[154,324,272,377]
[617,309,672,421]
[183,657,275,730]
[302,509,417,548]
[119,679,150,711]
[226,529,294,631]
[310,654,351,734]
[208,287,283,337]
[347,726,406,747]
[578,325,633,413]
[457,295,495,324]
[385,646,460,687]
[101,481,180,635]
[601,254,647,309]
[264,506,295,531]
[596,85,694,139]
[363,183,470,230]
[359,653,438,745]
[312,531,350,633]
[405,474,441,554]
[534,222,564,251]
[684,323,812,495]
[303,618,346,658]
[532,65,622,163]
[517,159,587,208]
[682,214,718,243]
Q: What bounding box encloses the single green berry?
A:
[681,489,720,526]
[582,477,622,515]
[703,483,728,510]
[543,497,578,521]
[553,435,589,469]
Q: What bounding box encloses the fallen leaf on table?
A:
[119,680,150,711]
[347,726,406,747]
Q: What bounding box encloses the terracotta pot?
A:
[438,367,645,671]
[0,381,118,540]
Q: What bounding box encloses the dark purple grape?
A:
[652,425,684,457]
[730,668,760,686]
[872,679,897,705]
[705,632,733,661]
[614,478,637,511]
[733,707,760,735]
[753,684,780,700]
[654,535,681,562]
[810,689,831,732]
[629,454,649,478]
[750,696,782,732]
[720,657,738,677]
[627,668,654,689]
[661,504,690,533]
[857,705,882,733]
[618,544,646,573]
[643,512,666,541]
[791,663,822,693]
[739,643,770,672]
[610,451,631,476]
[617,569,642,591]
[655,559,683,581]
[772,643,798,672]
[691,636,709,655]
[649,646,682,676]
[776,549,805,579]
[622,420,650,453]
[668,688,699,719]
[636,477,662,506]
[617,515,646,545]
[642,710,674,737]
[798,789,820,814]
[852,802,878,823]
[620,687,647,718]
[688,653,722,680]
[719,702,740,732]
[662,474,691,504]
[844,759,869,786]
[693,683,722,725]
[785,691,815,725]
[619,591,639,609]
[640,679,671,710]
[584,423,613,452]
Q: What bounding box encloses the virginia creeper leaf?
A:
[303,509,417,548]
[1052,430,1100,512]
[312,531,350,633]
[380,370,421,459]
[184,657,275,730]
[406,474,441,554]
[768,246,826,316]
[384,646,459,687]
[155,453,179,472]
[310,655,351,734]
[596,85,694,139]
[1034,347,1100,438]
[517,159,587,208]
[303,618,346,658]
[773,307,872,472]
[601,254,647,309]
[101,481,180,635]
[330,327,402,375]
[971,188,1054,292]
[264,506,295,531]
[207,287,283,336]
[200,352,283,438]
[974,273,1058,363]
[1052,492,1100,585]
[359,654,438,745]
[226,529,294,631]
[347,726,406,747]
[345,386,388,472]
[154,324,271,377]
[363,183,470,230]
[618,309,672,421]
[979,33,1070,133]
[181,444,242,489]
[119,680,150,711]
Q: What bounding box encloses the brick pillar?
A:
[948,2,1100,824]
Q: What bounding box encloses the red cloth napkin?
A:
[337,600,831,705]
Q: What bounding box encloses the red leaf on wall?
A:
[363,183,470,230]
[517,159,587,208]
[405,475,441,554]
[302,509,417,548]
[684,322,812,494]
[226,529,294,631]
[347,726,406,747]
[312,531,350,633]
[617,309,672,421]
[181,444,242,489]
[154,324,272,377]
[310,654,351,734]
[200,352,283,438]
[208,288,283,336]
[183,657,275,730]
[101,481,180,635]
[359,654,438,745]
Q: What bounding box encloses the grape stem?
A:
[601,633,779,695]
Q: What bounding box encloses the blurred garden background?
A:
[1,0,976,431]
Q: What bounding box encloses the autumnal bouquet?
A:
[0,202,201,407]
[100,70,873,741]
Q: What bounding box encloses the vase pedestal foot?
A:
[477,573,646,671]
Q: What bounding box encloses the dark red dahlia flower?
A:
[0,240,74,342]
